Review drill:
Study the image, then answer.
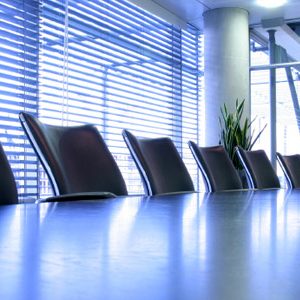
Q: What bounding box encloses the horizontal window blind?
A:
[38,0,203,195]
[0,0,39,200]
[0,0,203,199]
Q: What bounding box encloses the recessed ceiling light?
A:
[256,0,287,8]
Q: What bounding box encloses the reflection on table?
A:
[0,189,299,300]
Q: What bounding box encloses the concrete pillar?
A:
[203,8,250,145]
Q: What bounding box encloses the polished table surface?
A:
[1,189,300,300]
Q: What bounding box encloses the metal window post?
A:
[268,29,277,169]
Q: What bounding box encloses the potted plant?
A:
[219,99,266,171]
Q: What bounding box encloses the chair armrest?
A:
[36,192,116,203]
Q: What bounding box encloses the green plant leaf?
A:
[249,123,267,149]
[219,99,267,169]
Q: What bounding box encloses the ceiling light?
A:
[256,0,287,8]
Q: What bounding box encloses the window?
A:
[0,0,203,198]
[250,42,270,154]
[250,39,300,185]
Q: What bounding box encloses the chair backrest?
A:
[19,112,127,196]
[235,146,280,189]
[189,142,243,192]
[122,129,194,196]
[0,142,18,205]
[277,152,300,189]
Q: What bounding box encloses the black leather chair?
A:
[122,129,194,196]
[0,142,18,205]
[235,146,280,189]
[19,112,128,201]
[188,142,243,192]
[277,152,300,189]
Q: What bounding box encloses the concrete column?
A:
[203,8,250,145]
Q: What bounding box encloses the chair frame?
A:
[19,114,59,195]
[235,147,255,189]
[123,132,152,195]
[189,142,213,192]
[277,152,292,188]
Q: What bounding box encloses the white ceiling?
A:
[136,0,300,61]
[151,0,300,29]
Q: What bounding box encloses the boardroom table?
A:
[0,189,300,300]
